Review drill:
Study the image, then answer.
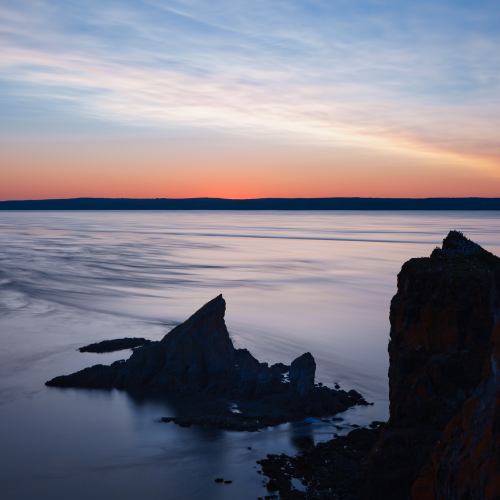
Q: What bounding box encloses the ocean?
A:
[1,210,499,500]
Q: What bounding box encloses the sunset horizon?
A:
[2,1,499,200]
[2,2,500,497]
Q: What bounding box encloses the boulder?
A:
[289,352,315,397]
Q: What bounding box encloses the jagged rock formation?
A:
[47,295,368,424]
[358,231,500,500]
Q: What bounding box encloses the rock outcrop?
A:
[289,352,315,397]
[79,338,154,353]
[115,294,236,391]
[411,266,500,500]
[47,295,368,425]
[358,231,500,500]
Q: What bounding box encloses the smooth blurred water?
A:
[0,211,499,500]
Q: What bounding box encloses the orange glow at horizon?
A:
[1,136,500,201]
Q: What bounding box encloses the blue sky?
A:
[1,0,499,199]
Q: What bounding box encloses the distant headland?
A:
[1,197,500,210]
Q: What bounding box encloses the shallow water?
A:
[0,211,499,500]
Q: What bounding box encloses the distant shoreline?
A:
[1,197,500,210]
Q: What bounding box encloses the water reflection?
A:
[0,210,499,499]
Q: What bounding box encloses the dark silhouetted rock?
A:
[48,295,235,391]
[160,402,300,432]
[116,294,236,391]
[492,266,500,326]
[289,352,315,397]
[346,428,379,451]
[270,363,290,373]
[78,338,154,353]
[258,426,383,500]
[358,232,500,500]
[46,295,369,429]
[411,266,500,499]
[46,363,122,388]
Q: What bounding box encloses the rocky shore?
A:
[258,423,384,500]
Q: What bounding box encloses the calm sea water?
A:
[0,211,499,500]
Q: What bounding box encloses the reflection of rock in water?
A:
[46,295,369,429]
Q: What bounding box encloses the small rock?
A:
[267,479,278,491]
[215,478,224,483]
[78,337,154,353]
[289,352,315,397]
[224,480,232,484]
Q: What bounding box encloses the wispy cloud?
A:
[1,0,499,172]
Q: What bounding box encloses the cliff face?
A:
[411,267,500,500]
[358,231,500,500]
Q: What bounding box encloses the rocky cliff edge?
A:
[358,231,500,499]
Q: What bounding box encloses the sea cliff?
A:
[359,231,500,499]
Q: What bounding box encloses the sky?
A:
[1,0,499,200]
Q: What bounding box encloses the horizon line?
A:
[1,196,500,211]
[3,196,500,202]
